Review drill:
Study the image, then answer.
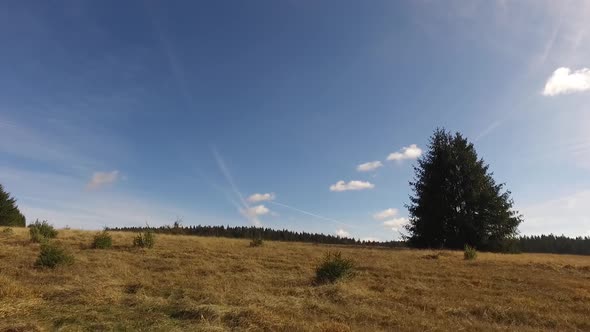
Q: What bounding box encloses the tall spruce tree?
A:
[405,128,522,251]
[0,184,26,227]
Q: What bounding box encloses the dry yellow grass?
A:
[0,226,589,331]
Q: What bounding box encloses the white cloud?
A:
[373,208,399,220]
[387,144,422,161]
[247,192,275,203]
[335,229,350,237]
[543,67,590,96]
[241,204,270,218]
[240,204,272,226]
[357,161,383,172]
[383,217,409,231]
[87,170,119,189]
[329,180,375,192]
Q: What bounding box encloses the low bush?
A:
[464,245,477,260]
[249,238,263,247]
[28,220,58,243]
[35,242,74,268]
[133,229,155,248]
[315,251,354,284]
[92,230,113,249]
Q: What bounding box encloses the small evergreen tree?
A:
[0,184,26,227]
[35,242,74,268]
[92,230,113,249]
[29,220,58,243]
[315,251,355,284]
[133,229,155,248]
[406,128,522,251]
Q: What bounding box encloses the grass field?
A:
[1,227,589,331]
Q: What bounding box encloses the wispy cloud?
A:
[474,120,503,142]
[212,148,270,226]
[267,200,355,228]
[373,207,408,235]
[543,67,590,96]
[0,166,231,230]
[373,208,399,220]
[247,192,276,203]
[335,229,350,237]
[87,170,120,190]
[241,204,270,218]
[387,144,422,162]
[329,180,375,192]
[382,217,408,231]
[357,161,383,172]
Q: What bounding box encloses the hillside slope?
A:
[1,227,589,331]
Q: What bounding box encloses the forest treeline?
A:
[517,235,590,256]
[107,224,590,255]
[107,224,406,248]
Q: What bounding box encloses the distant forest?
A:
[517,235,590,256]
[108,224,590,255]
[108,224,406,248]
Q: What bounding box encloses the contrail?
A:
[211,148,353,230]
[267,200,357,229]
[211,147,261,226]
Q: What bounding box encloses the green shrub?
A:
[464,244,477,260]
[133,229,155,248]
[92,230,113,249]
[315,251,355,284]
[1,228,13,235]
[249,238,263,247]
[35,242,74,268]
[28,220,58,243]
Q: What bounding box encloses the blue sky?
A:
[1,1,589,240]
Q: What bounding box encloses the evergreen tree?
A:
[405,128,522,251]
[0,184,26,227]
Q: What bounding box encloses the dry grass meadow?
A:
[1,227,589,331]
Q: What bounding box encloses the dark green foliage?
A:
[406,128,522,251]
[0,184,26,227]
[133,229,155,248]
[109,224,590,255]
[518,235,590,255]
[109,224,405,248]
[35,242,74,268]
[249,237,263,247]
[92,230,113,249]
[315,251,355,284]
[29,220,58,243]
[29,227,44,243]
[464,245,477,260]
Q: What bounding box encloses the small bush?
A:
[92,230,113,249]
[315,251,355,284]
[464,245,477,260]
[133,229,155,248]
[249,238,263,247]
[35,242,74,268]
[1,228,14,235]
[28,220,58,243]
